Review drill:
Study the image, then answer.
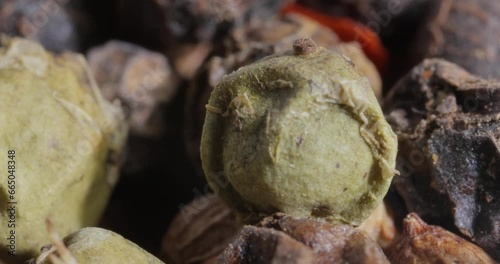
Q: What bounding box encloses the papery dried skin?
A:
[388,213,496,264]
[161,194,241,264]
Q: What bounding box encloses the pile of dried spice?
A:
[0,0,498,263]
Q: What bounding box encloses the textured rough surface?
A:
[414,0,500,79]
[219,214,389,264]
[201,40,397,225]
[36,227,164,264]
[388,213,496,264]
[385,58,500,259]
[0,37,127,262]
[186,13,382,178]
[161,194,241,264]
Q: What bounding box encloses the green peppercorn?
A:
[201,38,398,225]
[0,37,127,262]
[34,227,164,264]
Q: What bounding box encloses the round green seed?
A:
[201,39,397,225]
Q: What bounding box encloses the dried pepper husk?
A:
[0,37,127,262]
[161,195,401,264]
[161,194,241,264]
[34,227,164,264]
[413,0,500,79]
[388,213,496,263]
[186,13,382,178]
[201,39,397,225]
[218,213,389,263]
[385,58,500,259]
[0,0,95,53]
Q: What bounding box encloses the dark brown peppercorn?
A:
[385,58,500,260]
[413,0,500,79]
[218,214,389,264]
[218,226,317,264]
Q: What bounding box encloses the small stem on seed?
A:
[293,38,317,55]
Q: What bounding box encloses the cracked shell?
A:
[201,39,397,225]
